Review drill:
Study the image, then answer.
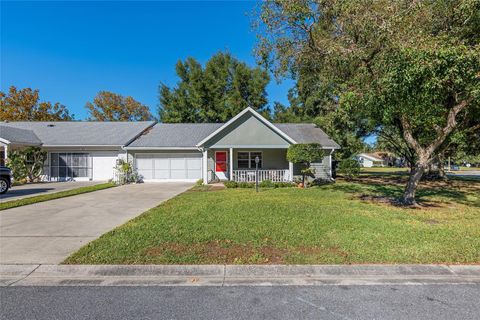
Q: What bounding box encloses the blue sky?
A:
[1,1,293,120]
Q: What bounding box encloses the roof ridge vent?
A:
[47,124,55,127]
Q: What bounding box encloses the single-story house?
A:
[0,107,340,183]
[356,153,387,168]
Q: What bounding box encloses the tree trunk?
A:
[398,99,469,205]
[423,155,446,180]
[402,161,427,206]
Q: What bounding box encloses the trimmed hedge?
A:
[224,180,296,189]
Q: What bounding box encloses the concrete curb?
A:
[1,264,479,287]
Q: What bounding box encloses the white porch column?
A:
[3,144,8,166]
[288,161,294,181]
[202,148,208,184]
[229,147,233,181]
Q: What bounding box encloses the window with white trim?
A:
[50,153,91,179]
[237,151,262,169]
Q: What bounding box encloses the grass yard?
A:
[65,176,480,265]
[0,182,116,211]
[360,167,409,174]
[459,166,480,171]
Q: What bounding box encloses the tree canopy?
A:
[0,86,72,121]
[257,0,480,205]
[159,52,270,123]
[86,91,153,121]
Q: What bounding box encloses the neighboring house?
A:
[0,107,340,183]
[0,121,155,181]
[356,153,387,168]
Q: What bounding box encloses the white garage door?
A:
[93,152,118,180]
[135,153,202,181]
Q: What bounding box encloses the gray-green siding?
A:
[205,113,291,148]
[292,153,332,181]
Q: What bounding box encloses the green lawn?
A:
[361,167,409,174]
[65,177,480,265]
[0,183,116,211]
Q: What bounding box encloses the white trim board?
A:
[125,147,199,150]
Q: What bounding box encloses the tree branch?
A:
[426,99,470,155]
[400,115,424,156]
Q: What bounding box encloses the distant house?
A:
[356,153,387,168]
[0,107,340,183]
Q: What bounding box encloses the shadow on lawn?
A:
[333,175,480,208]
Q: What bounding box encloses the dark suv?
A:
[0,166,13,194]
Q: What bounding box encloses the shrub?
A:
[273,182,296,188]
[7,147,47,182]
[224,181,238,188]
[225,181,296,189]
[195,179,204,186]
[259,180,274,188]
[237,182,254,188]
[114,159,142,184]
[338,159,361,180]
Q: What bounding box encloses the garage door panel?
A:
[170,170,187,179]
[154,170,170,179]
[170,158,186,170]
[186,158,202,170]
[139,170,154,180]
[187,170,202,179]
[154,158,169,169]
[137,157,153,170]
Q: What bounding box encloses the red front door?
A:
[215,151,228,179]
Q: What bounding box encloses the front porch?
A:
[232,169,291,182]
[204,148,294,183]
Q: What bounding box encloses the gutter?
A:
[123,146,199,151]
[42,145,124,148]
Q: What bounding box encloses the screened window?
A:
[50,153,91,179]
[237,152,250,169]
[237,152,262,169]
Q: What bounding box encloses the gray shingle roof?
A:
[0,125,42,146]
[127,122,340,149]
[1,119,339,149]
[127,123,224,148]
[275,123,341,149]
[1,121,155,146]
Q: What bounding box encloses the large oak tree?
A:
[0,86,72,121]
[86,91,153,121]
[257,0,480,205]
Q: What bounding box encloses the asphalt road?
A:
[1,285,479,320]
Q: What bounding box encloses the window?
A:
[237,152,250,169]
[50,153,91,179]
[237,151,262,169]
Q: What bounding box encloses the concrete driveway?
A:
[0,182,193,264]
[2,181,103,202]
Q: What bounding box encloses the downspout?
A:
[329,149,335,182]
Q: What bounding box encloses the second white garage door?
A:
[135,153,202,181]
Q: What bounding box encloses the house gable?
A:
[202,111,294,148]
[197,107,296,148]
